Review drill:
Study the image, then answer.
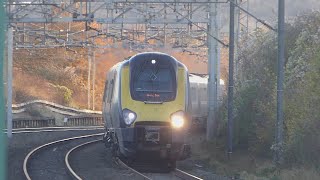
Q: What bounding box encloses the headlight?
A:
[122,109,137,126]
[170,111,185,129]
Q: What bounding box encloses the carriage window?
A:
[130,56,177,102]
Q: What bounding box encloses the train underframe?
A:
[104,125,191,169]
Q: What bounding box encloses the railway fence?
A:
[64,115,103,127]
[12,117,55,128]
[10,100,103,128]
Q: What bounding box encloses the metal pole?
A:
[67,23,70,42]
[92,50,96,111]
[235,0,240,79]
[164,24,167,47]
[227,0,235,159]
[217,8,222,107]
[87,29,91,110]
[276,0,285,165]
[43,23,46,45]
[80,0,83,18]
[0,0,7,178]
[214,1,220,113]
[7,27,13,138]
[246,0,249,34]
[87,46,91,110]
[206,0,219,141]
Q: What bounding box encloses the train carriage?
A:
[189,74,209,129]
[102,52,191,170]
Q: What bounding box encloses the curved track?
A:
[23,133,103,180]
[65,139,151,180]
[65,140,203,180]
[6,126,104,134]
[65,140,105,180]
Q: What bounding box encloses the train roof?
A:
[128,52,180,63]
[108,52,188,73]
[189,73,208,78]
[189,73,208,84]
[127,52,188,70]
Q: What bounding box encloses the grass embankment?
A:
[186,132,319,180]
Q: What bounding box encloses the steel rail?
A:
[4,126,103,132]
[23,133,103,180]
[174,169,203,180]
[65,139,152,180]
[7,128,104,134]
[117,158,203,180]
[25,131,202,180]
[116,158,152,180]
[65,139,102,180]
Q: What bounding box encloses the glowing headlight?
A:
[170,111,185,128]
[122,109,137,126]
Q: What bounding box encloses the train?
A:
[189,73,208,129]
[102,52,191,170]
[102,52,224,170]
[188,73,224,129]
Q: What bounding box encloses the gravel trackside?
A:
[68,141,144,180]
[8,129,103,180]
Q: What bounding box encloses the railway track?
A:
[23,133,103,180]
[5,126,104,134]
[18,125,229,180]
[65,140,203,180]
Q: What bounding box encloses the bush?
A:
[53,85,73,105]
[227,11,320,166]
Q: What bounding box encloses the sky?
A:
[217,0,320,32]
[250,0,320,21]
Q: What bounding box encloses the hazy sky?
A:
[247,0,320,21]
[217,0,320,31]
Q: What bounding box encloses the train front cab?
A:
[116,53,191,162]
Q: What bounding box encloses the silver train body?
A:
[188,73,224,129]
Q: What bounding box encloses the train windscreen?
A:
[130,54,177,102]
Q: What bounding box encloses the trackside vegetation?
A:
[234,11,320,167]
[190,12,320,179]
